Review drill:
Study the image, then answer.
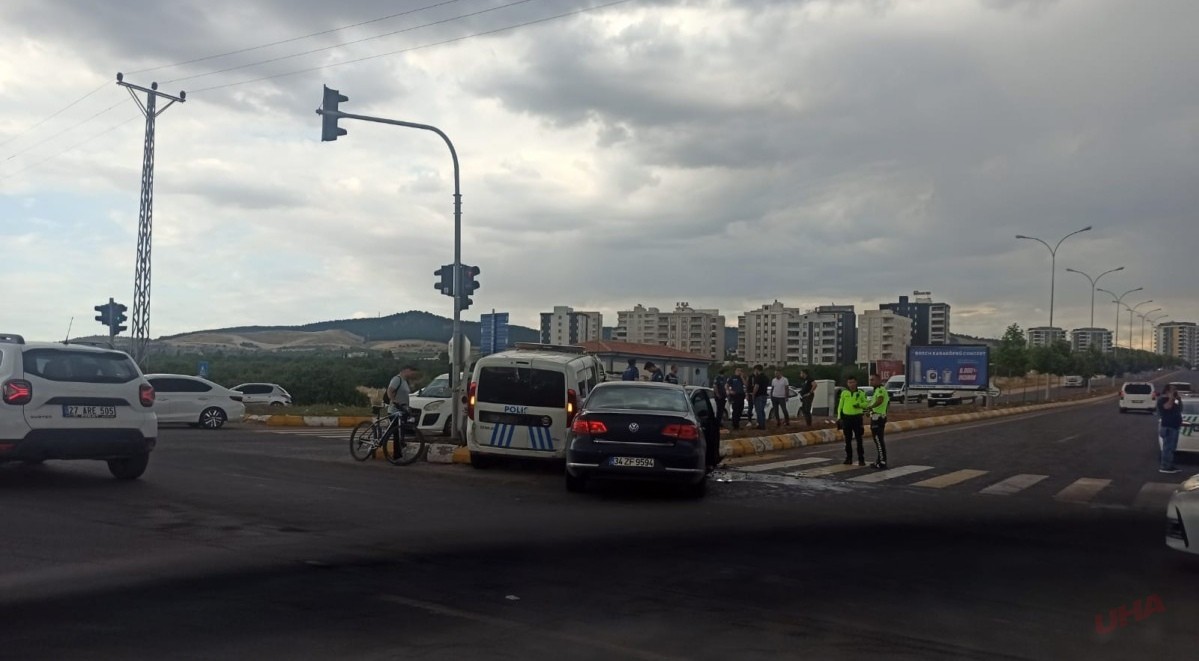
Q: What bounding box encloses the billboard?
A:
[480,312,510,355]
[875,360,904,380]
[906,345,989,391]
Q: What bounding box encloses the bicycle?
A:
[349,405,427,465]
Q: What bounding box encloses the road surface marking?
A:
[379,594,682,661]
[1054,434,1081,444]
[791,463,866,477]
[848,465,934,483]
[1133,482,1180,509]
[1054,478,1112,504]
[739,457,832,472]
[979,474,1048,496]
[910,469,989,489]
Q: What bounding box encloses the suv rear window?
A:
[1170,382,1192,392]
[1123,383,1153,395]
[22,349,139,384]
[477,367,565,408]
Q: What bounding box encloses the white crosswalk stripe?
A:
[848,465,934,483]
[911,469,989,489]
[791,463,867,478]
[979,474,1048,496]
[738,457,832,472]
[1134,482,1180,510]
[1054,478,1112,504]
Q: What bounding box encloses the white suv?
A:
[231,383,292,407]
[0,334,157,479]
[1119,382,1156,414]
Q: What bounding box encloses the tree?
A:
[994,323,1029,377]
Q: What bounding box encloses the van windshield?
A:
[477,366,565,408]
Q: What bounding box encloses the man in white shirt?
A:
[769,369,791,428]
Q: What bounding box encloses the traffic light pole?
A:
[317,104,465,441]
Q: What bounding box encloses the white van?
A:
[465,343,606,467]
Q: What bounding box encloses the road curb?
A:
[247,414,373,427]
[718,391,1117,459]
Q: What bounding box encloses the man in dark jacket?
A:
[621,358,639,381]
[1158,383,1182,474]
[727,368,747,429]
[796,370,815,426]
[712,369,728,429]
[646,362,665,382]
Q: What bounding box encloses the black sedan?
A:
[565,381,720,497]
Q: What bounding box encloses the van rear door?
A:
[473,364,569,453]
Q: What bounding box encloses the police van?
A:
[465,343,606,468]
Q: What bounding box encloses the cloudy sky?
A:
[2,0,1196,347]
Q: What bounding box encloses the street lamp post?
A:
[1016,226,1092,329]
[1127,300,1154,353]
[1065,266,1123,329]
[1139,307,1162,351]
[1098,287,1143,353]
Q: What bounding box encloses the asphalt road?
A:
[1,371,1196,660]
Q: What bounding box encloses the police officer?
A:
[712,369,729,429]
[646,362,665,382]
[836,376,869,466]
[866,374,891,469]
[727,368,747,429]
[621,358,639,381]
[665,365,680,384]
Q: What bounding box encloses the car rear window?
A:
[22,349,139,384]
[586,386,690,413]
[1123,383,1152,395]
[477,367,565,408]
[1170,382,1192,392]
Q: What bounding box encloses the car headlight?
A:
[1181,475,1199,493]
[423,401,444,413]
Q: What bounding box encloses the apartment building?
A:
[614,303,725,361]
[1027,326,1066,348]
[1069,327,1113,353]
[857,309,914,364]
[1156,321,1197,364]
[737,300,797,366]
[879,291,951,345]
[539,306,603,346]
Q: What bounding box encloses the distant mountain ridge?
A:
[162,311,540,346]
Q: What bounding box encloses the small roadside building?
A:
[580,340,712,387]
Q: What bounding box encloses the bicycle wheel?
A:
[349,421,382,461]
[385,423,426,466]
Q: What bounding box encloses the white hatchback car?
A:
[410,373,458,436]
[231,382,292,407]
[1119,382,1157,414]
[0,334,157,479]
[1166,473,1199,556]
[145,374,245,429]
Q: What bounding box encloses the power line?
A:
[0,114,140,181]
[5,100,124,162]
[0,81,109,149]
[190,0,633,94]
[128,0,469,75]
[163,0,538,85]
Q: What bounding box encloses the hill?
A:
[160,311,540,352]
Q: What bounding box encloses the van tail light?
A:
[661,423,699,441]
[570,418,608,435]
[466,381,477,420]
[2,379,32,405]
[567,388,579,425]
[139,383,155,407]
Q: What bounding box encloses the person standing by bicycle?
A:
[387,365,418,454]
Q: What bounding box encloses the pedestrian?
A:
[727,368,747,429]
[621,357,639,381]
[796,369,814,427]
[752,365,770,430]
[769,368,790,427]
[386,365,418,458]
[665,365,680,384]
[836,376,869,466]
[865,374,891,469]
[1158,384,1182,474]
[712,369,728,429]
[646,362,665,383]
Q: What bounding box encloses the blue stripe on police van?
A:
[489,424,501,447]
[504,424,515,448]
[542,427,553,451]
[527,426,539,450]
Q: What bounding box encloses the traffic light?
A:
[434,264,454,296]
[320,85,348,141]
[111,302,128,335]
[95,302,112,328]
[458,264,480,311]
